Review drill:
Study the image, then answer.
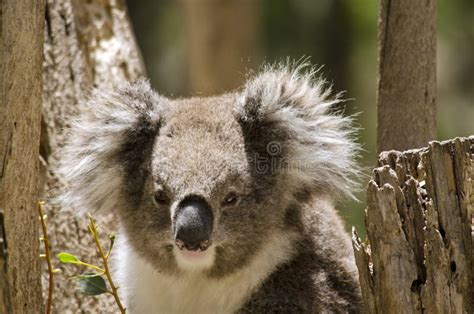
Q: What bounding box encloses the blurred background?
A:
[126,0,473,236]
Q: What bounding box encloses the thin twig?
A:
[38,201,54,314]
[87,214,126,313]
[66,260,105,273]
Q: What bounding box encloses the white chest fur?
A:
[115,233,296,314]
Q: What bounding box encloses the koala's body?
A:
[59,64,363,313]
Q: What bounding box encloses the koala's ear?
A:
[57,79,167,213]
[236,63,361,199]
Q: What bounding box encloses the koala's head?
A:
[59,64,360,277]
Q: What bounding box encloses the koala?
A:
[58,63,363,313]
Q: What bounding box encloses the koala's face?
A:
[60,64,359,278]
[121,95,289,277]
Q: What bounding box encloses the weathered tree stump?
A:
[353,136,474,313]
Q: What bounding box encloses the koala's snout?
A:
[174,196,213,251]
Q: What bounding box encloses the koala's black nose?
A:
[174,196,213,251]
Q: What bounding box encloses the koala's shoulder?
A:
[240,199,363,313]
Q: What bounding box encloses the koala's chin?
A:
[59,62,364,313]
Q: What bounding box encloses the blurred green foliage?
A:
[128,0,473,237]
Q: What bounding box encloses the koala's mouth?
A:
[173,243,216,270]
[175,238,211,252]
[178,246,211,258]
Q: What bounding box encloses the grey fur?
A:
[58,62,363,313]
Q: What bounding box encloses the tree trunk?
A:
[181,0,262,96]
[0,0,45,313]
[353,136,474,313]
[376,0,437,153]
[41,0,144,312]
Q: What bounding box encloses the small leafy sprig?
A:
[58,214,126,313]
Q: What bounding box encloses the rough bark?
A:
[181,0,262,96]
[353,136,474,313]
[0,0,45,313]
[376,0,437,153]
[41,0,145,312]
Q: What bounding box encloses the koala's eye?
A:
[153,190,169,205]
[222,192,239,207]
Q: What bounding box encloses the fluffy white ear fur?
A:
[239,63,361,199]
[57,79,164,213]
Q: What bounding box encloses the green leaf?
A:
[57,252,80,264]
[76,272,108,296]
